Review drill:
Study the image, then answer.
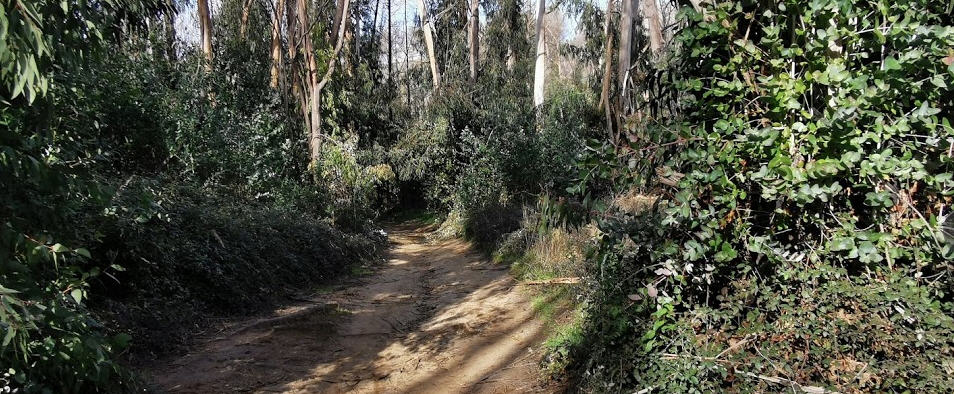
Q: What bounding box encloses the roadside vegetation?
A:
[2,0,953,392]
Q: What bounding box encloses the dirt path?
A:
[145,222,555,393]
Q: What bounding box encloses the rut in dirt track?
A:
[146,221,555,393]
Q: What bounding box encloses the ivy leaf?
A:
[930,75,947,88]
[830,237,856,252]
[714,243,738,262]
[883,57,902,71]
[857,242,884,263]
[865,191,894,208]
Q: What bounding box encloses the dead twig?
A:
[733,368,838,393]
[521,277,581,285]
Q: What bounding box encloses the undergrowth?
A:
[567,0,954,392]
[92,182,385,356]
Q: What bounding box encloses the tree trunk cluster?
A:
[187,0,671,160]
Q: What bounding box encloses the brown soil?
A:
[143,222,558,393]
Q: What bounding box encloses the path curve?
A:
[146,222,553,393]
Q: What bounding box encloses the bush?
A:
[570,0,954,392]
[315,140,397,230]
[389,116,458,208]
[1,1,168,390]
[92,182,385,355]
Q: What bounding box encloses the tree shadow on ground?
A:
[145,221,557,393]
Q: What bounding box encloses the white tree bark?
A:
[197,0,214,68]
[308,0,352,161]
[641,0,664,54]
[532,0,546,108]
[417,0,441,89]
[598,0,615,112]
[617,0,634,107]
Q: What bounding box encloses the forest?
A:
[1,0,953,392]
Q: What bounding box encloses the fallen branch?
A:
[733,368,837,393]
[521,277,581,285]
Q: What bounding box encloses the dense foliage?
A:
[0,0,388,391]
[570,0,954,391]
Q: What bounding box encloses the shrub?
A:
[571,0,954,391]
[92,182,385,355]
[315,140,397,230]
[389,116,458,208]
[1,1,168,390]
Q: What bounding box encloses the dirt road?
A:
[146,222,554,393]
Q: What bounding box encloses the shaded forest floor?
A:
[142,220,560,393]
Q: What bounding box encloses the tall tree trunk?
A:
[598,0,614,112]
[285,0,297,61]
[198,0,214,69]
[332,0,346,45]
[404,1,411,107]
[371,0,380,44]
[356,11,362,60]
[468,0,479,82]
[240,0,255,38]
[296,0,319,160]
[387,0,393,120]
[270,0,285,88]
[617,0,634,110]
[641,0,664,54]
[417,0,441,89]
[285,0,309,133]
[309,0,352,161]
[532,0,546,108]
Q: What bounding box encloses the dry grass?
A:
[611,189,659,215]
[512,225,593,281]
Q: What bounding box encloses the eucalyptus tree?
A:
[532,0,546,108]
[469,0,480,81]
[198,0,214,67]
[417,0,442,89]
[641,0,663,53]
[270,0,285,88]
[617,0,633,110]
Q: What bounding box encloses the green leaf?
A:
[2,327,15,347]
[113,333,132,348]
[70,288,84,304]
[865,191,894,208]
[0,285,20,295]
[883,57,901,71]
[830,237,856,252]
[714,243,738,262]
